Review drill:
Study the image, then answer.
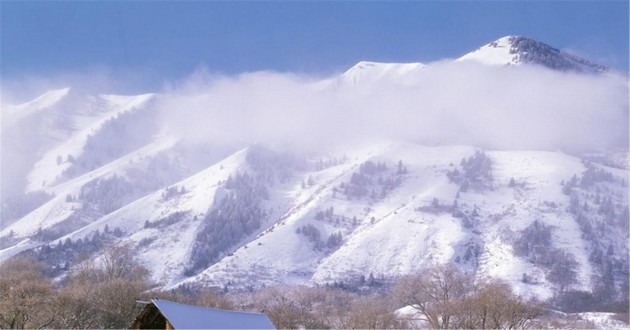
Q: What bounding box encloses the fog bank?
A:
[157,62,629,153]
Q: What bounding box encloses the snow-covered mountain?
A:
[336,61,426,86]
[458,35,608,73]
[1,36,627,305]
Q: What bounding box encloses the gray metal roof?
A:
[152,299,276,329]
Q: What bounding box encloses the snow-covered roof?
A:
[151,299,276,329]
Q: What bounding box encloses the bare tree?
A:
[50,244,152,329]
[288,286,334,329]
[50,285,97,329]
[337,295,407,329]
[296,286,361,328]
[394,264,471,329]
[101,243,149,282]
[251,285,357,329]
[451,279,542,329]
[394,266,542,329]
[0,256,55,329]
[252,286,303,329]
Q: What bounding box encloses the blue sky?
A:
[1,1,628,93]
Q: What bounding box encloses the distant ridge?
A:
[458,35,608,73]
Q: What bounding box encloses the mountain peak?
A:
[458,36,608,73]
[21,87,71,108]
[339,61,426,85]
[344,60,425,74]
[2,87,72,121]
[493,35,522,45]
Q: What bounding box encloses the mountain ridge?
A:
[458,35,609,73]
[0,36,627,306]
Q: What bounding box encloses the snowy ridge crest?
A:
[339,60,426,85]
[458,35,609,73]
[0,36,627,307]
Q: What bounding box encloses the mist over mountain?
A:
[0,36,628,318]
[157,59,627,154]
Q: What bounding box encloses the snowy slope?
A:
[26,93,155,192]
[1,88,71,128]
[169,143,626,301]
[50,147,250,285]
[457,36,518,66]
[458,35,609,73]
[337,61,426,86]
[0,136,177,259]
[0,36,627,305]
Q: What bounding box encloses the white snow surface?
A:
[1,40,627,304]
[168,143,612,302]
[1,88,71,127]
[457,36,518,66]
[25,93,155,192]
[0,136,177,261]
[577,312,629,329]
[54,147,249,285]
[336,61,426,86]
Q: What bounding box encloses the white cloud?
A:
[157,62,629,153]
[1,61,627,200]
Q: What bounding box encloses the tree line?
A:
[0,247,557,330]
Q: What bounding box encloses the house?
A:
[130,299,276,329]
